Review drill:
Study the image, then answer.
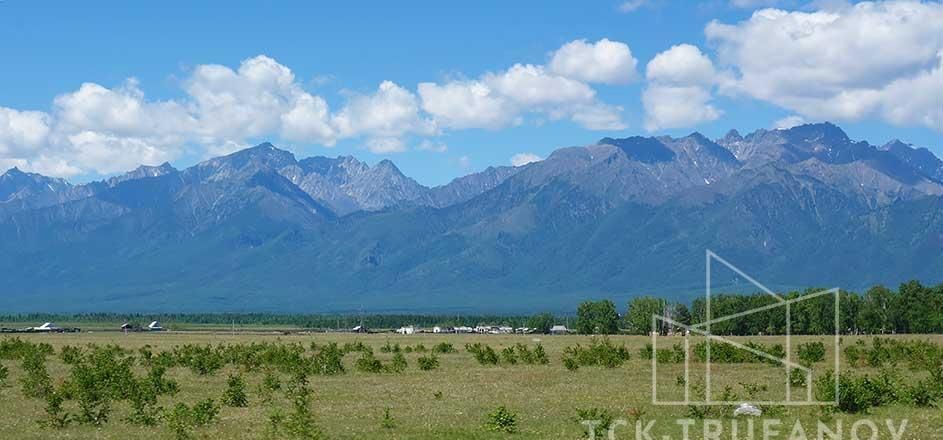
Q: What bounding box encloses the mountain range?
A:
[1,122,941,313]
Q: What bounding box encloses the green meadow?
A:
[0,332,940,439]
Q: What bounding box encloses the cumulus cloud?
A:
[510,153,543,167]
[549,39,638,84]
[417,80,518,130]
[280,93,336,145]
[0,40,638,178]
[333,81,436,140]
[646,44,717,86]
[419,39,632,131]
[643,86,721,131]
[0,107,50,157]
[643,44,722,130]
[706,1,943,131]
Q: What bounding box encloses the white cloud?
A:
[548,38,638,84]
[53,79,194,138]
[486,64,596,106]
[510,153,543,167]
[419,39,632,131]
[773,115,806,129]
[365,137,407,154]
[417,139,448,153]
[185,55,303,143]
[646,44,717,86]
[64,131,178,174]
[280,93,336,145]
[417,80,518,130]
[333,80,435,140]
[0,107,50,157]
[0,43,637,178]
[642,44,722,131]
[618,0,647,12]
[570,103,627,130]
[706,1,943,131]
[642,85,721,131]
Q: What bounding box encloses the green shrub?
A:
[126,379,161,426]
[533,344,550,365]
[694,341,785,364]
[387,352,408,373]
[466,343,499,365]
[259,370,282,403]
[283,373,325,439]
[797,342,826,366]
[432,342,456,354]
[40,387,70,429]
[0,362,7,387]
[164,400,218,440]
[417,354,439,371]
[501,347,518,365]
[355,351,385,373]
[562,337,630,368]
[815,369,903,413]
[562,356,579,371]
[223,374,249,407]
[191,398,220,426]
[59,345,84,365]
[165,403,195,440]
[381,407,395,429]
[20,349,52,398]
[311,343,345,376]
[789,368,807,387]
[486,405,518,433]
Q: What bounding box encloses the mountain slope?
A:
[0,123,940,313]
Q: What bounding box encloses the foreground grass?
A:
[0,333,940,439]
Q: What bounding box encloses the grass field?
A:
[0,332,940,439]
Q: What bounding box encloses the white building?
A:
[550,325,569,335]
[147,321,164,331]
[396,326,416,335]
[31,322,60,332]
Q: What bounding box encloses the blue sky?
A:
[0,0,940,185]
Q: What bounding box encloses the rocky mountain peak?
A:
[599,136,676,164]
[721,129,743,144]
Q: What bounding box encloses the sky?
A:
[0,0,940,186]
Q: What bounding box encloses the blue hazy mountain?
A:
[1,123,940,313]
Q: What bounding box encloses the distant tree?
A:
[624,297,665,335]
[575,300,619,335]
[526,313,555,334]
[859,285,895,334]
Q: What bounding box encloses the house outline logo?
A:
[651,250,841,406]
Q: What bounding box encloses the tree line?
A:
[614,280,943,335]
[2,281,940,335]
